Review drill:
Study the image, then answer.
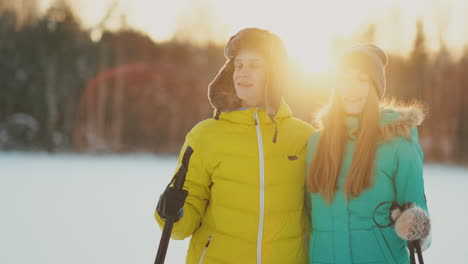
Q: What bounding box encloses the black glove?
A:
[156,186,188,222]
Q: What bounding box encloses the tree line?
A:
[0,1,467,163]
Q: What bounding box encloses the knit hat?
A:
[340,44,388,99]
[208,28,288,118]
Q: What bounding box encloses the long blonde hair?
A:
[307,87,381,204]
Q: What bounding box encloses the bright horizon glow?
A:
[211,0,393,74]
[38,0,468,74]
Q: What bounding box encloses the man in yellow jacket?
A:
[155,28,314,264]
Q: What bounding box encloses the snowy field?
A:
[0,153,467,264]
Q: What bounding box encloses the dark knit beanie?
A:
[340,44,388,99]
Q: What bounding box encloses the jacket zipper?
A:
[254,111,265,264]
[198,235,212,264]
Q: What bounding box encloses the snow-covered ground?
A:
[0,153,466,264]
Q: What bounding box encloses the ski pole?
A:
[154,146,194,264]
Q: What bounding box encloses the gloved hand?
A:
[156,186,188,222]
[391,202,431,241]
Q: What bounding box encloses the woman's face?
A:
[233,49,266,108]
[337,68,371,115]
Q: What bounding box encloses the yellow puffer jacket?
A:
[155,100,314,264]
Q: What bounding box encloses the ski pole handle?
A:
[173,146,193,189]
[154,146,194,264]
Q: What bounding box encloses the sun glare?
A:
[286,39,331,75]
[217,0,385,75]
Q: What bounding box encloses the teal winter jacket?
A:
[306,106,430,264]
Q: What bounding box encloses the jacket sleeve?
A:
[154,131,211,240]
[394,129,431,250]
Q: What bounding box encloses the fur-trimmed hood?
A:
[379,104,425,141]
[317,104,425,141]
[208,28,288,119]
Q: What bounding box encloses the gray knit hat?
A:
[340,44,388,99]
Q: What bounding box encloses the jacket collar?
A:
[213,97,292,125]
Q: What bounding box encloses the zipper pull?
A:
[253,112,258,126]
[205,235,212,247]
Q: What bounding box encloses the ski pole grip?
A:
[173,146,193,190]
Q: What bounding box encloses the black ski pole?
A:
[415,239,424,264]
[408,240,424,264]
[154,146,194,264]
[408,241,416,264]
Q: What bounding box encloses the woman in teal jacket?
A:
[306,44,431,264]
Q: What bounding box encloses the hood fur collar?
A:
[380,104,425,141]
